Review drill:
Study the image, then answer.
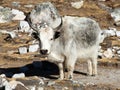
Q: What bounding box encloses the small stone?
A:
[115,21,120,26]
[24,4,34,8]
[9,31,17,38]
[37,87,44,90]
[47,81,55,86]
[117,50,120,55]
[0,6,4,9]
[71,0,84,9]
[18,47,27,54]
[28,44,39,53]
[113,46,120,50]
[116,31,120,37]
[99,0,106,1]
[12,73,25,78]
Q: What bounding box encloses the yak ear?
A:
[31,32,39,40]
[54,31,61,39]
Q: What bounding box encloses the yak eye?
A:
[50,38,53,40]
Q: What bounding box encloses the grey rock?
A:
[16,76,44,89]
[98,3,112,12]
[11,2,21,8]
[5,80,27,90]
[0,7,13,23]
[111,8,120,22]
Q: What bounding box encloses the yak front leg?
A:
[58,62,64,80]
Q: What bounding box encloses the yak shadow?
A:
[0,61,87,79]
[0,61,59,79]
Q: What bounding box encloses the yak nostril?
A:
[40,50,48,55]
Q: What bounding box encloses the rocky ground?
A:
[0,0,120,90]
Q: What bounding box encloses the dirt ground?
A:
[0,0,120,89]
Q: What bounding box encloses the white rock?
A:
[47,81,55,86]
[12,9,26,20]
[0,75,9,87]
[28,44,39,52]
[12,9,24,15]
[115,21,120,26]
[18,47,27,54]
[9,31,17,38]
[99,0,106,1]
[103,29,116,37]
[12,73,25,78]
[113,46,120,50]
[103,48,114,59]
[0,74,6,78]
[0,6,4,9]
[116,31,120,37]
[24,4,34,8]
[0,30,17,38]
[5,80,26,90]
[37,87,44,90]
[19,20,30,32]
[71,0,84,9]
[117,50,120,55]
[12,14,26,20]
